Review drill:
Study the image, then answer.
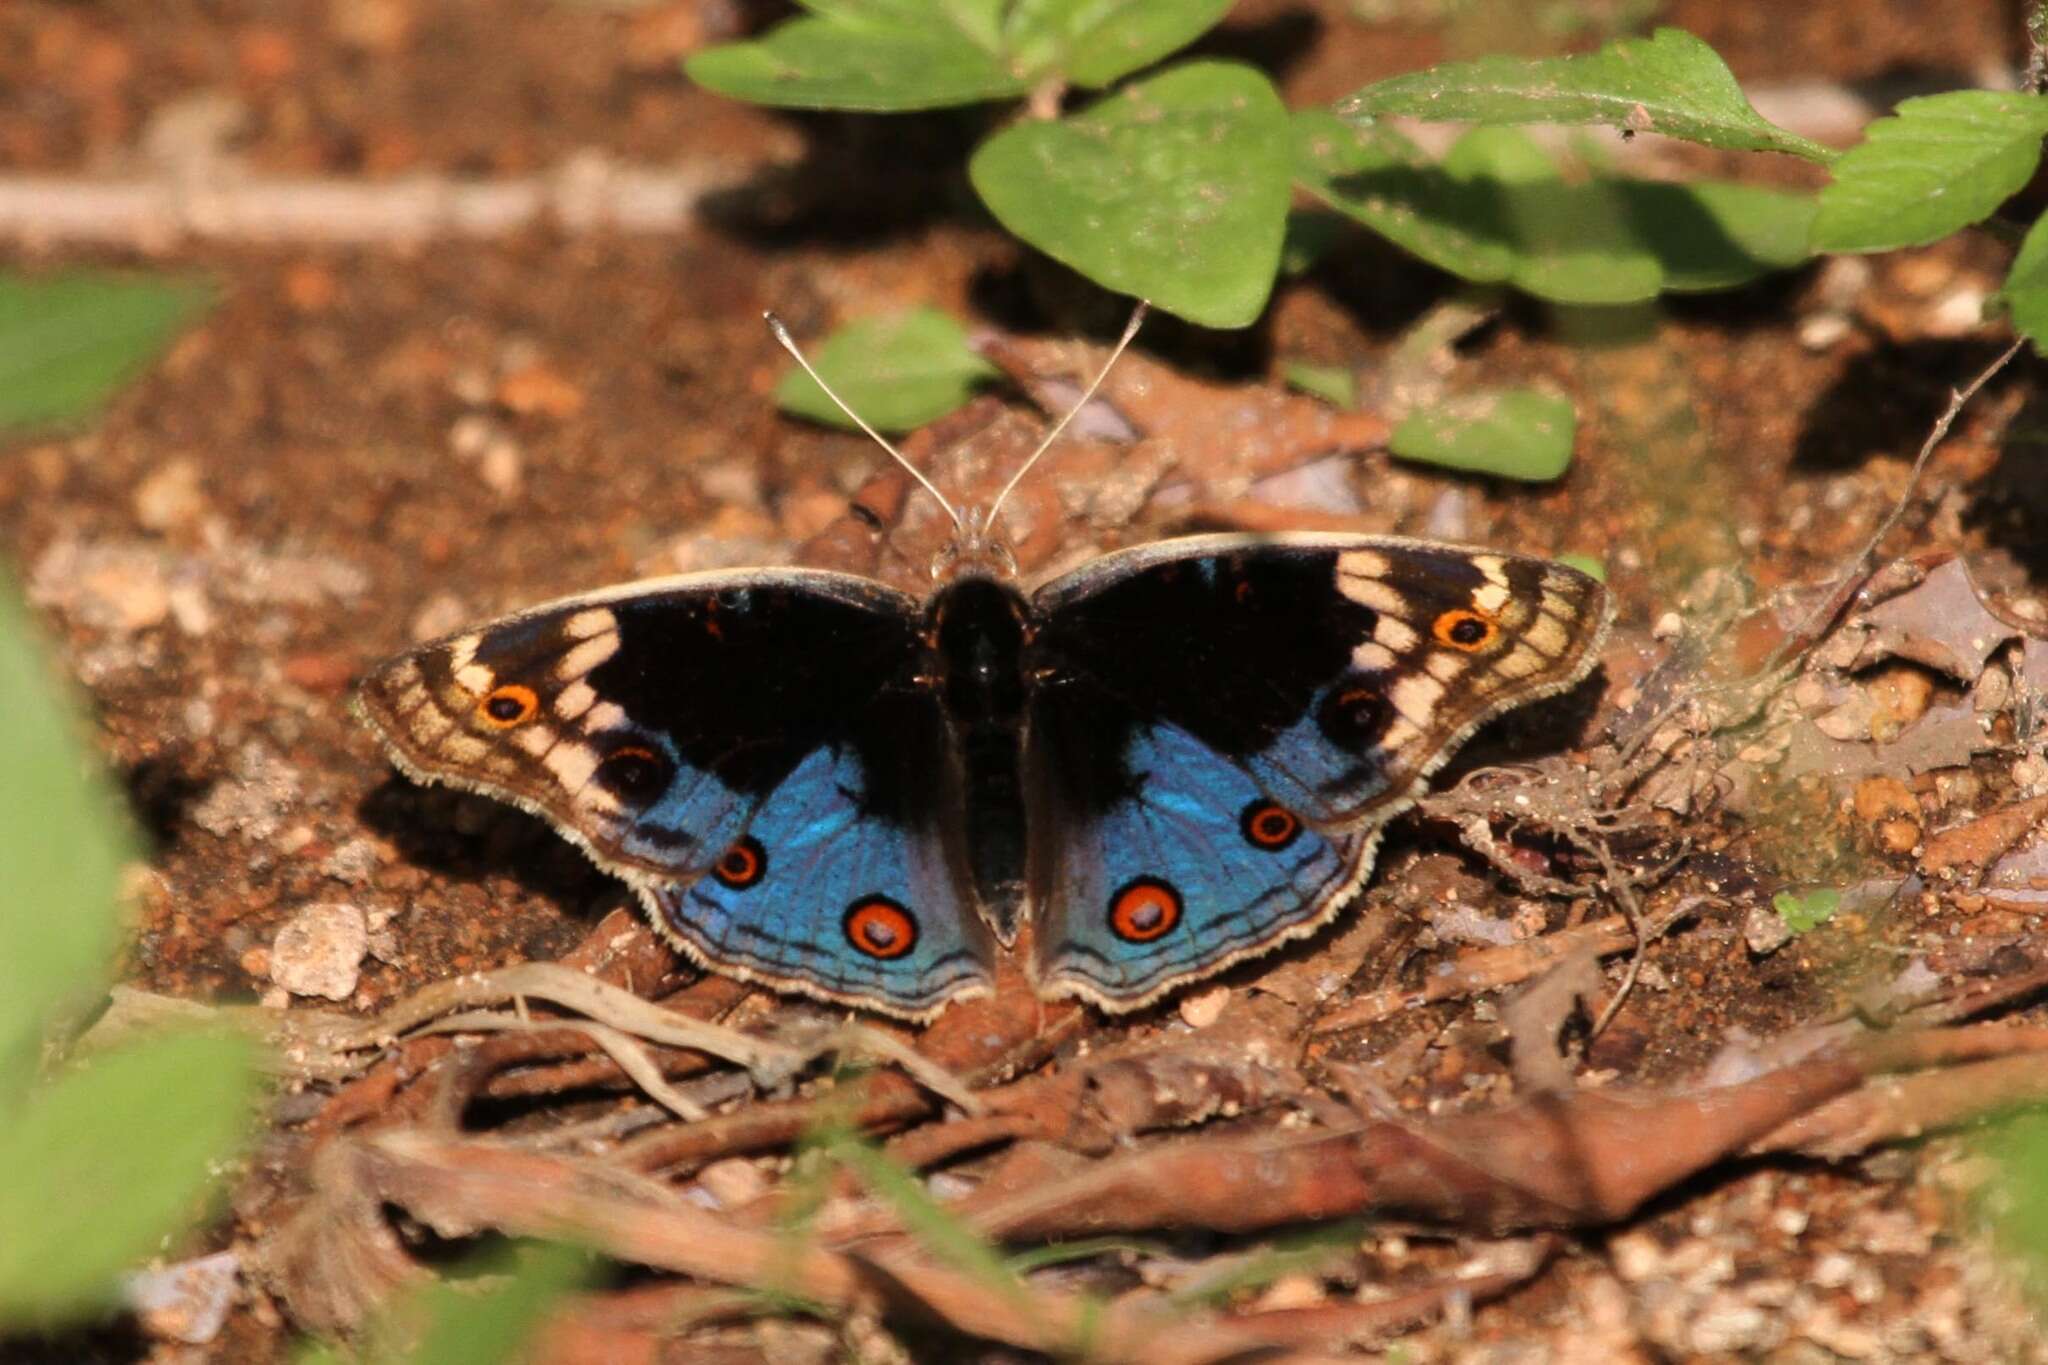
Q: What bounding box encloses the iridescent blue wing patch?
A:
[1026,688,1374,1011]
[1026,533,1608,1008]
[652,694,995,1016]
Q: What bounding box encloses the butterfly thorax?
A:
[925,574,1032,942]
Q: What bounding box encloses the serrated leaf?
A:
[0,1031,261,1328]
[1812,90,2048,253]
[971,61,1291,328]
[0,576,132,1100]
[1390,388,1576,480]
[774,308,996,433]
[0,273,210,432]
[1996,211,2048,354]
[686,12,1026,111]
[1293,108,1514,284]
[1338,27,1830,163]
[1617,180,1815,290]
[1443,128,1662,304]
[1005,0,1236,87]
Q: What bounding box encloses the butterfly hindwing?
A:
[355,569,996,1017]
[1027,686,1372,1010]
[1025,533,1608,1008]
[652,689,996,1016]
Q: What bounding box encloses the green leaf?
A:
[1005,0,1236,87]
[1293,109,1514,285]
[1443,128,1662,305]
[971,61,1292,328]
[1390,387,1576,481]
[686,12,1026,111]
[1995,211,2048,354]
[1772,887,1841,934]
[1281,360,1356,408]
[0,273,210,432]
[773,308,996,433]
[1983,1108,2048,1281]
[1617,180,1815,290]
[1811,91,2048,253]
[0,576,133,1100]
[375,1242,595,1365]
[1557,552,1607,581]
[0,1030,262,1328]
[826,1134,1029,1309]
[1338,28,1831,163]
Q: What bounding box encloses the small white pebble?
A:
[1177,984,1230,1029]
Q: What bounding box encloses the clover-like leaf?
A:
[1390,387,1576,481]
[1811,91,2048,253]
[686,11,1026,111]
[0,1030,261,1328]
[1339,28,1830,163]
[1772,887,1841,935]
[0,273,211,432]
[971,61,1291,328]
[1618,180,1815,291]
[775,308,997,433]
[0,577,132,1100]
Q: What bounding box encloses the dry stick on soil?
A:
[317,1131,1401,1365]
[1310,898,1702,1035]
[1760,336,2027,679]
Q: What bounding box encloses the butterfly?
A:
[355,308,1610,1019]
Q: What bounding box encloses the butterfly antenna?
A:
[764,311,963,533]
[986,298,1150,526]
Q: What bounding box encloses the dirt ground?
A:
[6,0,2048,1360]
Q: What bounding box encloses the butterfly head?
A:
[931,504,1018,581]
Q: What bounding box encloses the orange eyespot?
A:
[844,896,918,960]
[713,835,766,890]
[1109,877,1183,943]
[1432,608,1498,652]
[478,683,539,727]
[1239,800,1302,852]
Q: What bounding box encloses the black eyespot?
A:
[1317,679,1390,749]
[594,744,671,805]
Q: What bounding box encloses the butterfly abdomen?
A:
[927,576,1033,942]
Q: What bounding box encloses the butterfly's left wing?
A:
[354,569,996,1018]
[1025,533,1609,1011]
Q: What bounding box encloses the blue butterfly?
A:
[356,311,1608,1018]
